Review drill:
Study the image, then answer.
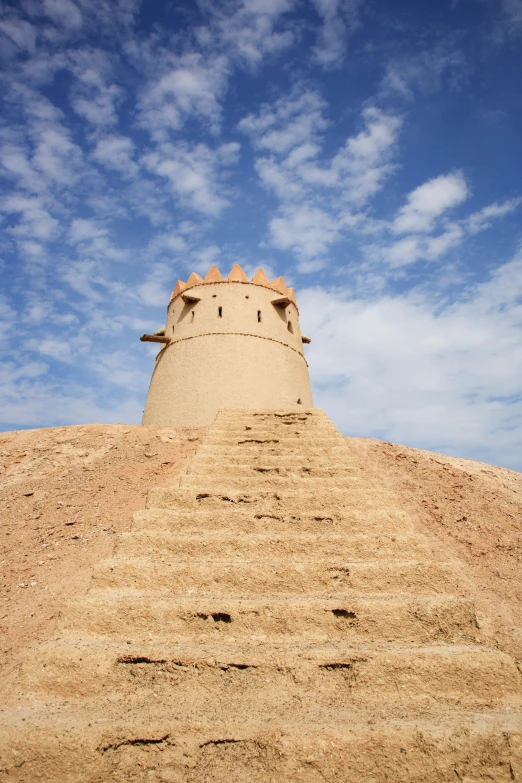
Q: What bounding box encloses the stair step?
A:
[145,486,399,513]
[213,408,329,419]
[208,417,339,430]
[131,506,416,534]
[115,530,434,561]
[185,460,358,474]
[58,593,480,644]
[208,420,339,434]
[205,429,342,440]
[201,435,345,447]
[178,477,362,491]
[2,710,521,783]
[91,558,460,596]
[194,443,350,455]
[180,467,358,485]
[19,638,522,708]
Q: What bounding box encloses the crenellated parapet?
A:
[170,264,296,305]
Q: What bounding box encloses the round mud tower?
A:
[141,266,314,427]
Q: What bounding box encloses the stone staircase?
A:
[1,409,521,782]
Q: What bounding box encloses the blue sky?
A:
[1,0,521,470]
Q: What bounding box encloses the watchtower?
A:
[140,264,313,427]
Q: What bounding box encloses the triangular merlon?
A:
[228,264,248,282]
[252,268,271,286]
[205,265,223,282]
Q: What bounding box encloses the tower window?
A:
[287,320,294,333]
[257,310,262,322]
[218,306,223,317]
[191,310,195,322]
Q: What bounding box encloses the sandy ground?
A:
[1,423,521,677]
[348,438,522,664]
[0,424,202,678]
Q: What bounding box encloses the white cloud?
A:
[381,43,468,100]
[43,0,83,29]
[384,225,464,268]
[311,0,363,69]
[331,107,402,204]
[71,85,121,126]
[67,48,123,127]
[0,143,43,193]
[270,205,340,258]
[147,232,188,258]
[213,0,295,67]
[239,89,329,153]
[1,194,59,241]
[69,218,107,243]
[0,18,37,52]
[299,248,522,468]
[0,355,145,427]
[465,198,522,234]
[191,245,221,275]
[137,280,171,307]
[385,235,422,267]
[92,135,138,177]
[242,98,401,206]
[32,127,84,185]
[392,172,469,234]
[241,96,402,261]
[502,0,522,25]
[493,0,522,40]
[143,141,240,216]
[366,189,521,270]
[138,54,229,140]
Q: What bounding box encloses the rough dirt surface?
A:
[0,412,521,782]
[1,423,521,674]
[348,438,522,665]
[0,424,203,677]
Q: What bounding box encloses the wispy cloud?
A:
[311,0,364,69]
[300,247,522,468]
[241,91,402,266]
[210,0,296,66]
[137,53,229,140]
[92,135,138,177]
[381,41,468,100]
[392,172,469,234]
[143,141,240,216]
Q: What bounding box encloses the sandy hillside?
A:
[1,423,521,675]
[347,437,522,664]
[0,424,203,677]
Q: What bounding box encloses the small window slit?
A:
[257,310,262,322]
[218,306,223,317]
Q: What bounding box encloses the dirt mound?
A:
[348,437,522,663]
[0,424,202,677]
[1,422,521,679]
[1,410,521,782]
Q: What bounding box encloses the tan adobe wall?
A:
[142,333,313,427]
[141,268,313,427]
[166,281,305,355]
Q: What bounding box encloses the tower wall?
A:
[142,276,313,427]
